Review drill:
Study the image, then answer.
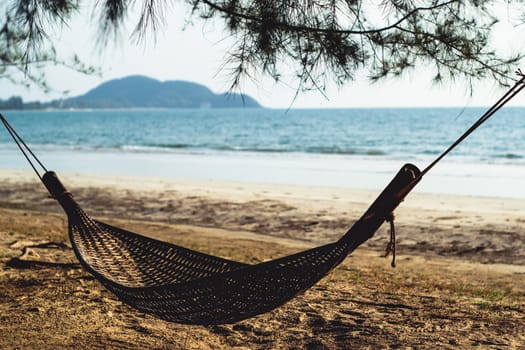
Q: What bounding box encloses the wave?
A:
[215,146,289,153]
[1,140,388,157]
[136,143,389,156]
[152,143,192,149]
[305,146,355,155]
[305,146,387,156]
[4,141,524,165]
[496,153,523,160]
[422,149,441,155]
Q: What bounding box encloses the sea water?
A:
[1,107,524,198]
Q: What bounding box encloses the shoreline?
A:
[2,146,525,199]
[1,168,524,266]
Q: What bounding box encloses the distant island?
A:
[0,75,262,110]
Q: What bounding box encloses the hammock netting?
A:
[42,164,420,325]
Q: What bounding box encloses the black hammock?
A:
[1,73,524,325]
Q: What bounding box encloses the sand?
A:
[0,168,524,349]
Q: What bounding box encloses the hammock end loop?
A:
[42,172,76,212]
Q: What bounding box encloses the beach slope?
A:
[0,170,524,349]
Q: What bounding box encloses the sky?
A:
[2,2,525,109]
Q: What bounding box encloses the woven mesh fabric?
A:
[70,207,248,287]
[42,163,420,325]
[69,207,353,324]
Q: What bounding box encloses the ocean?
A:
[1,107,524,198]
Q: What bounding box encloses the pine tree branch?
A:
[199,0,460,35]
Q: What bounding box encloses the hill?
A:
[0,76,262,109]
[58,76,261,108]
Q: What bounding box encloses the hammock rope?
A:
[420,70,525,177]
[0,71,523,325]
[1,115,47,181]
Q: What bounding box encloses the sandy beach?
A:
[0,168,524,349]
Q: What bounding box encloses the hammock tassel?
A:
[384,213,396,268]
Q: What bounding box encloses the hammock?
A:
[40,164,418,324]
[1,72,523,325]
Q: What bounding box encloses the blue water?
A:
[1,107,525,164]
[2,107,525,198]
